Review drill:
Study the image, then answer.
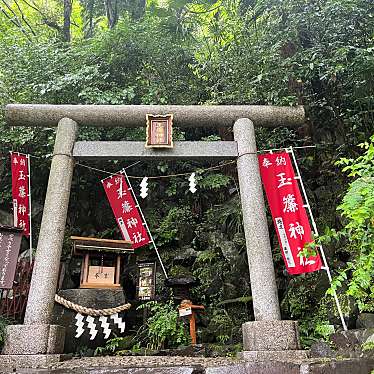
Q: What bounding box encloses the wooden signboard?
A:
[0,226,24,289]
[179,306,192,317]
[145,114,173,148]
[137,262,156,300]
[87,266,115,285]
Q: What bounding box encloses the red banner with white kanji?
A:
[11,153,30,237]
[258,152,322,275]
[102,173,150,249]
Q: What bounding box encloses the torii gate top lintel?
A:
[5,104,305,128]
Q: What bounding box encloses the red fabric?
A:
[10,153,30,237]
[102,174,150,249]
[258,152,322,275]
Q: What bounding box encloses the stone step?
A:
[0,355,373,374]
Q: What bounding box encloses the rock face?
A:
[329,328,374,358]
[309,340,336,358]
[357,313,374,329]
[0,210,13,226]
[331,328,368,349]
[52,289,129,353]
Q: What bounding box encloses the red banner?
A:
[102,174,150,249]
[11,153,30,237]
[258,152,322,275]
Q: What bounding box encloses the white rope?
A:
[55,294,131,316]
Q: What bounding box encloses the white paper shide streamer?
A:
[99,316,112,339]
[140,177,148,198]
[111,313,126,333]
[86,315,98,340]
[74,313,85,338]
[74,313,126,340]
[188,172,197,193]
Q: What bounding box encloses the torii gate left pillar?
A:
[2,104,306,365]
[2,118,77,364]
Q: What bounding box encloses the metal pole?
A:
[120,169,168,279]
[288,147,348,331]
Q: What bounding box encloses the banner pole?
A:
[120,169,168,279]
[288,147,347,331]
[27,154,33,262]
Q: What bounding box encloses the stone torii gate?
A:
[3,104,306,365]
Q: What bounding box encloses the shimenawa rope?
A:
[54,294,131,316]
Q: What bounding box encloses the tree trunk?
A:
[84,0,94,38]
[105,0,118,29]
[63,0,72,42]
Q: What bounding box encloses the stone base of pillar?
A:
[239,350,308,361]
[242,320,301,351]
[0,354,66,369]
[2,324,65,355]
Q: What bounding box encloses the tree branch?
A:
[13,0,36,35]
[20,0,62,32]
[0,3,31,40]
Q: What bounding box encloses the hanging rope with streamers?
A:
[1,145,318,179]
[54,294,131,316]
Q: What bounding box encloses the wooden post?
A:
[115,255,121,285]
[179,300,204,346]
[83,253,89,284]
[189,312,196,345]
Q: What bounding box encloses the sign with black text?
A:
[0,226,23,289]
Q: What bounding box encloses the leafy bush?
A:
[95,336,136,356]
[95,300,189,356]
[137,300,189,350]
[322,135,374,312]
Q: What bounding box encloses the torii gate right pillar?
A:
[234,118,304,360]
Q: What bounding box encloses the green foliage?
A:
[298,318,335,348]
[281,272,336,348]
[192,246,231,304]
[208,309,234,344]
[0,316,10,348]
[95,301,189,355]
[322,135,374,312]
[94,336,138,356]
[362,341,374,352]
[137,300,189,349]
[156,206,197,245]
[207,197,244,240]
[199,173,231,191]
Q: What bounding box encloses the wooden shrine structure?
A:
[71,236,132,289]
